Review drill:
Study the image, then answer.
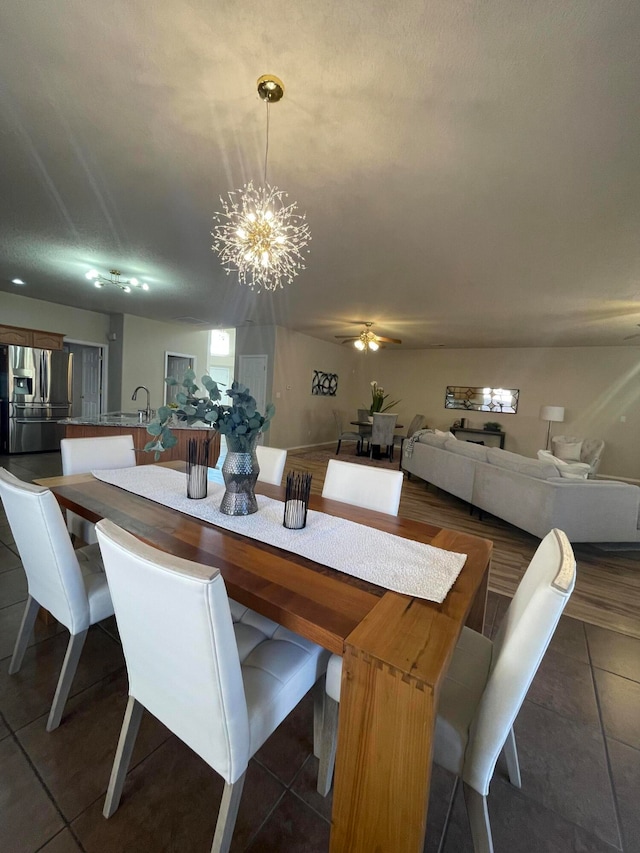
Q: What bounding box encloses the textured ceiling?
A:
[1,0,639,348]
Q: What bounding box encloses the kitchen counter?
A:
[60,411,208,429]
[62,414,220,466]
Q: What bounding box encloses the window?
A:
[209,330,230,357]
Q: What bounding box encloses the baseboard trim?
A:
[286,441,335,452]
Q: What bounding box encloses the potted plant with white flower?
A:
[368,380,400,416]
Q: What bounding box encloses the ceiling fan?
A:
[623,325,640,341]
[335,322,402,352]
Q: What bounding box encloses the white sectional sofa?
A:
[402,432,640,543]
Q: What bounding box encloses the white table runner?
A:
[92,466,467,603]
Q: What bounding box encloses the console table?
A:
[451,427,506,449]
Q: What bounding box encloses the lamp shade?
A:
[540,406,565,423]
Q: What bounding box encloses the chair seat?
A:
[77,544,113,624]
[230,600,329,754]
[243,626,329,755]
[326,626,492,776]
[433,626,493,777]
[67,511,98,545]
[326,652,342,703]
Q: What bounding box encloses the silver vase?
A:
[219,434,260,516]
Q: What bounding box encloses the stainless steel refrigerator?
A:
[0,345,73,454]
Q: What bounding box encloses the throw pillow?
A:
[537,450,590,480]
[554,439,583,463]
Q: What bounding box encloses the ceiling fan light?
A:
[368,339,379,351]
[354,339,365,350]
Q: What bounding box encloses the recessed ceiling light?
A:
[11,278,25,285]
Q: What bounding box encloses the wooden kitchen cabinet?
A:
[0,324,65,350]
[33,330,64,350]
[0,325,33,346]
[64,424,221,466]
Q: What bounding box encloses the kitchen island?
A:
[61,414,220,466]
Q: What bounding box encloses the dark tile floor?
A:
[1,452,640,852]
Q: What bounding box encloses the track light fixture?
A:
[85,269,149,293]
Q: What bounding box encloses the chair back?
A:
[551,434,604,476]
[95,518,250,783]
[332,409,344,434]
[61,435,136,475]
[464,529,576,794]
[256,445,287,486]
[322,459,403,515]
[357,408,372,435]
[371,412,397,446]
[407,414,428,438]
[0,469,89,633]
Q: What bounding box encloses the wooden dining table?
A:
[35,462,492,853]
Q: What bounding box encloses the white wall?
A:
[120,316,210,412]
[380,347,640,479]
[0,290,109,343]
[271,327,361,448]
[0,294,213,415]
[5,290,639,477]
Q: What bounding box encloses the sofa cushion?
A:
[486,447,559,480]
[435,429,456,438]
[537,450,590,480]
[445,438,489,462]
[553,439,583,462]
[417,432,451,449]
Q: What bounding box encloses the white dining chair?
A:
[318,528,576,853]
[321,459,403,515]
[0,468,114,732]
[370,412,397,460]
[61,435,136,544]
[256,445,287,486]
[95,519,330,853]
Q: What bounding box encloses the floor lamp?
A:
[540,405,565,450]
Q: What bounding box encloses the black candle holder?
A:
[283,472,312,529]
[187,438,211,499]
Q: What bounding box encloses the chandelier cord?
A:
[263,101,270,186]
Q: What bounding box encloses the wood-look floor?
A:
[286,445,640,640]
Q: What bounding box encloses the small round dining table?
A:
[350,420,404,460]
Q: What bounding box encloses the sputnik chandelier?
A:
[85,269,149,293]
[212,75,311,293]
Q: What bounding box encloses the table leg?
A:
[329,642,434,852]
[465,558,489,634]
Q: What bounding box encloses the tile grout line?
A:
[2,707,89,853]
[287,754,333,825]
[585,623,627,853]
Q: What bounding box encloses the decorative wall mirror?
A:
[445,386,519,414]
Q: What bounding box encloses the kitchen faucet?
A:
[131,385,151,422]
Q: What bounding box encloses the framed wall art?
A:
[312,370,338,396]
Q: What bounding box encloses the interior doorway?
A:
[164,352,196,405]
[64,341,107,418]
